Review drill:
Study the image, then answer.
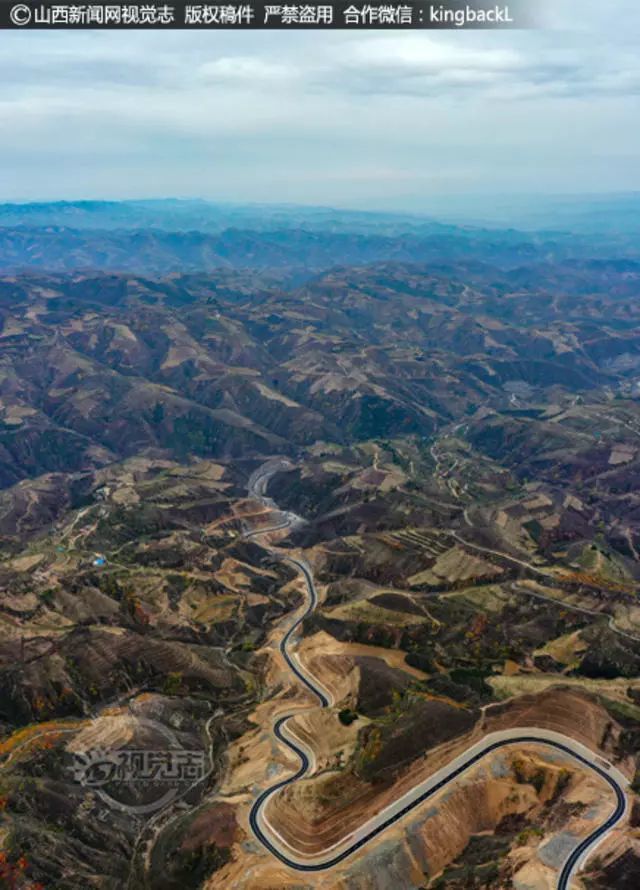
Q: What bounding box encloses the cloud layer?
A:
[2,3,639,209]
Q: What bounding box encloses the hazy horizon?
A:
[2,191,640,233]
[2,0,639,211]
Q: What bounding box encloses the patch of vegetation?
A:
[355,698,477,783]
[449,667,494,699]
[428,833,510,889]
[575,628,640,680]
[37,588,55,604]
[163,672,184,695]
[515,826,544,845]
[166,573,188,610]
[163,843,231,888]
[512,757,546,794]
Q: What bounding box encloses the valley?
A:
[0,205,639,890]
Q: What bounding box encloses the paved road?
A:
[245,462,629,887]
[250,725,627,880]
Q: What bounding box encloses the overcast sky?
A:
[1,0,639,211]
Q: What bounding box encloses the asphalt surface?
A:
[245,464,629,887]
[249,729,626,878]
[279,557,331,709]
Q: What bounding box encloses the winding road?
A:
[245,461,629,888]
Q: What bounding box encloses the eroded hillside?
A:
[0,251,639,889]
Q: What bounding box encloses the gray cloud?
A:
[1,7,639,208]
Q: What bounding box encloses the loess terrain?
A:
[0,201,639,890]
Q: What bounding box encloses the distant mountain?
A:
[0,222,636,278]
[0,198,451,235]
[2,193,640,237]
[423,191,640,237]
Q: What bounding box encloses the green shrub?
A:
[338,708,358,726]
